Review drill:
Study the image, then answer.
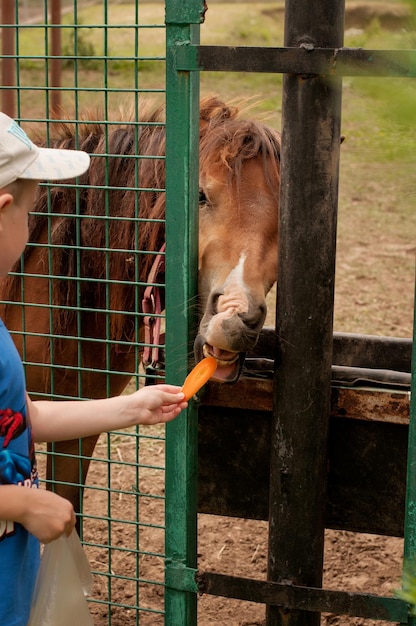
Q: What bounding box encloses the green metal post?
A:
[164,1,204,624]
[403,272,416,625]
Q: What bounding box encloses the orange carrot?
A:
[181,356,217,400]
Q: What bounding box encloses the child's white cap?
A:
[0,112,90,188]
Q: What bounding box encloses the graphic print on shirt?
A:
[0,409,25,447]
[0,409,38,540]
[0,408,32,483]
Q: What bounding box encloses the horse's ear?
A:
[199,96,238,135]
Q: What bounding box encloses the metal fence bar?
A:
[195,571,409,622]
[1,2,172,624]
[176,45,416,77]
[164,0,204,623]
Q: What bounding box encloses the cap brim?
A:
[20,147,90,181]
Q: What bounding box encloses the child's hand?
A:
[127,384,187,425]
[19,488,76,544]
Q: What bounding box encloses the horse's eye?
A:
[199,189,208,205]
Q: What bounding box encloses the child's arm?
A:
[28,384,187,443]
[0,484,76,543]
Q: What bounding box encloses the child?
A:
[0,112,187,626]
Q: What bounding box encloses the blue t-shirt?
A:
[0,318,40,625]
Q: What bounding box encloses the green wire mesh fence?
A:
[1,2,173,624]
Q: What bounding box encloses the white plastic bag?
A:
[28,530,94,626]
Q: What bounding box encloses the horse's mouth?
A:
[203,343,238,367]
[197,339,245,383]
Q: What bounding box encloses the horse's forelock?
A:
[200,117,280,182]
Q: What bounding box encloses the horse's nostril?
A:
[238,305,267,331]
[208,290,223,315]
[259,303,267,318]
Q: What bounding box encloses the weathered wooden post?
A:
[1,0,16,117]
[50,0,62,117]
[266,0,345,624]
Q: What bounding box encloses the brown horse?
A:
[0,96,281,512]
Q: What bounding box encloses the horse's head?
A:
[17,101,279,385]
[195,97,280,383]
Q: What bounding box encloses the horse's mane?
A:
[1,96,280,346]
[2,102,167,343]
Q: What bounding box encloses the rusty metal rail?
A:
[176,44,416,77]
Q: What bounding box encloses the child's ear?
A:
[0,194,14,233]
[0,192,13,213]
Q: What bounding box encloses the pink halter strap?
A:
[142,243,166,370]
